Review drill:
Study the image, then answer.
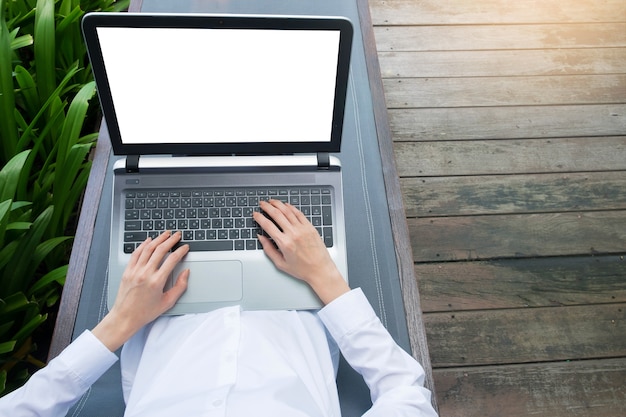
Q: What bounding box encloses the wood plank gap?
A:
[424,303,626,366]
[433,357,626,417]
[408,211,626,262]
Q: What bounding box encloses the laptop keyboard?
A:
[123,186,334,253]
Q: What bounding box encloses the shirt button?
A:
[212,399,224,407]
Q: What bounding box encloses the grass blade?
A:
[0,0,18,162]
[34,0,55,103]
[0,199,11,246]
[27,264,67,296]
[4,206,53,296]
[0,150,31,202]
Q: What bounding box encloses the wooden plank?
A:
[384,75,626,109]
[424,303,626,366]
[369,0,626,26]
[415,255,626,312]
[374,23,626,52]
[379,48,626,78]
[355,0,438,404]
[408,211,626,262]
[389,105,626,142]
[401,171,626,217]
[434,358,626,417]
[394,137,626,177]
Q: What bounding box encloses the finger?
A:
[157,243,189,278]
[137,230,172,265]
[259,200,293,234]
[269,199,300,225]
[129,237,151,267]
[253,209,283,238]
[257,234,286,269]
[145,231,182,268]
[162,268,189,309]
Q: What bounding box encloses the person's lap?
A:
[121,308,341,414]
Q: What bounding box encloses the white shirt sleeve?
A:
[0,330,118,417]
[318,288,438,417]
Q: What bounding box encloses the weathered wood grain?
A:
[389,106,626,141]
[356,0,438,404]
[384,75,626,109]
[401,171,626,217]
[369,0,626,413]
[408,211,626,262]
[379,48,626,78]
[415,255,626,312]
[374,23,626,52]
[369,0,626,26]
[394,137,626,177]
[434,358,626,417]
[424,303,626,366]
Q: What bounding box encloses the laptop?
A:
[81,12,353,314]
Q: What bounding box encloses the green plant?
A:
[0,0,128,395]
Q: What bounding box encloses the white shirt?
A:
[0,289,437,417]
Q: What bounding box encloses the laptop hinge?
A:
[317,153,330,170]
[126,155,140,173]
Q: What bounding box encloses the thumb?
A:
[162,269,189,308]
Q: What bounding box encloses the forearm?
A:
[0,331,117,417]
[319,289,438,416]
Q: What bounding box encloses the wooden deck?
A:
[368,0,626,415]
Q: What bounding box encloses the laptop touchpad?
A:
[173,261,243,303]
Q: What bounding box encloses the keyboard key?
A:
[323,227,333,247]
[180,240,233,251]
[124,232,147,242]
[322,206,332,225]
[125,221,142,231]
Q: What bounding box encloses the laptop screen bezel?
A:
[81,12,353,156]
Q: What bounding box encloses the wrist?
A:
[91,309,137,352]
[310,270,350,305]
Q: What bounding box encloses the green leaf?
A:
[58,81,96,161]
[0,150,31,201]
[34,0,55,102]
[0,370,6,394]
[16,63,81,153]
[0,292,33,315]
[0,341,16,355]
[33,236,71,267]
[28,264,67,296]
[0,0,18,162]
[0,240,18,272]
[14,65,39,119]
[0,199,11,245]
[12,313,47,343]
[6,222,32,231]
[3,206,53,296]
[10,33,33,50]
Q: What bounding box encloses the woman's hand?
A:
[253,200,349,305]
[92,231,189,351]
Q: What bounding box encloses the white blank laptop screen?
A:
[96,27,340,145]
